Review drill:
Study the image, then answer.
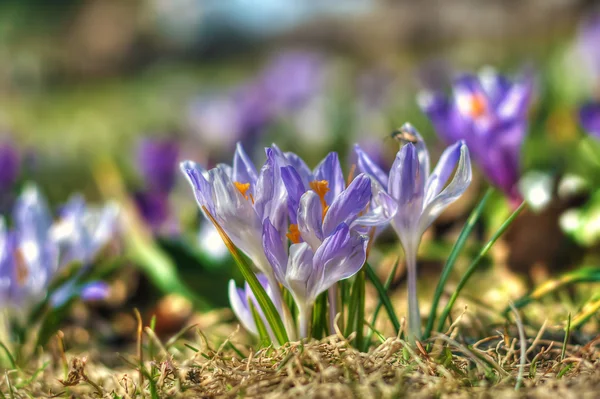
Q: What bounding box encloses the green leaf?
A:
[249,302,271,347]
[436,201,527,333]
[203,206,289,345]
[364,258,399,351]
[365,262,401,334]
[344,267,366,349]
[424,188,493,339]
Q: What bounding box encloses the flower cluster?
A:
[182,125,471,340]
[0,185,119,313]
[418,70,532,205]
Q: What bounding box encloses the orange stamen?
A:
[468,94,487,118]
[287,224,302,244]
[309,180,330,219]
[234,182,252,201]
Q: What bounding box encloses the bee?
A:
[389,126,420,144]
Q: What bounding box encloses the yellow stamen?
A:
[309,180,330,219]
[234,181,252,201]
[287,224,301,244]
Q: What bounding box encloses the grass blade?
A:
[510,266,600,311]
[436,201,526,333]
[249,302,271,347]
[365,262,401,334]
[203,206,289,345]
[570,293,600,329]
[561,313,571,361]
[0,341,16,370]
[424,188,493,339]
[364,258,399,351]
[355,268,366,350]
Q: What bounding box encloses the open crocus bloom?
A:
[579,102,600,139]
[263,219,367,338]
[180,143,288,307]
[355,123,472,339]
[418,69,532,205]
[228,273,282,340]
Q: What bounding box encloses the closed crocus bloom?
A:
[418,69,532,205]
[579,102,600,138]
[355,124,472,339]
[263,219,367,338]
[228,274,282,339]
[180,143,288,309]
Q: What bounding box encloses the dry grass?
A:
[2,327,600,398]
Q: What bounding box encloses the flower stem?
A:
[406,249,421,341]
[265,271,296,341]
[298,303,312,339]
[327,285,338,335]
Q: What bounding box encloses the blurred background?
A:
[2,0,600,346]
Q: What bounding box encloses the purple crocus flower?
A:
[279,153,396,333]
[228,273,282,340]
[355,124,472,339]
[0,186,115,311]
[579,102,600,138]
[263,219,368,338]
[180,143,289,310]
[418,69,532,205]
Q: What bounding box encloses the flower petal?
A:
[424,140,463,205]
[418,142,472,236]
[180,161,215,215]
[352,181,398,227]
[281,165,306,224]
[284,243,314,305]
[354,144,388,189]
[254,148,288,234]
[322,174,371,236]
[311,223,367,300]
[232,142,258,187]
[284,151,313,187]
[262,218,288,285]
[228,279,258,335]
[313,152,345,202]
[297,191,324,251]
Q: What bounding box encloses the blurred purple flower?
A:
[137,138,180,193]
[259,50,324,112]
[577,11,600,82]
[355,123,471,339]
[228,274,281,339]
[418,69,532,204]
[579,102,600,138]
[0,141,20,192]
[52,194,119,267]
[0,185,116,312]
[134,191,171,232]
